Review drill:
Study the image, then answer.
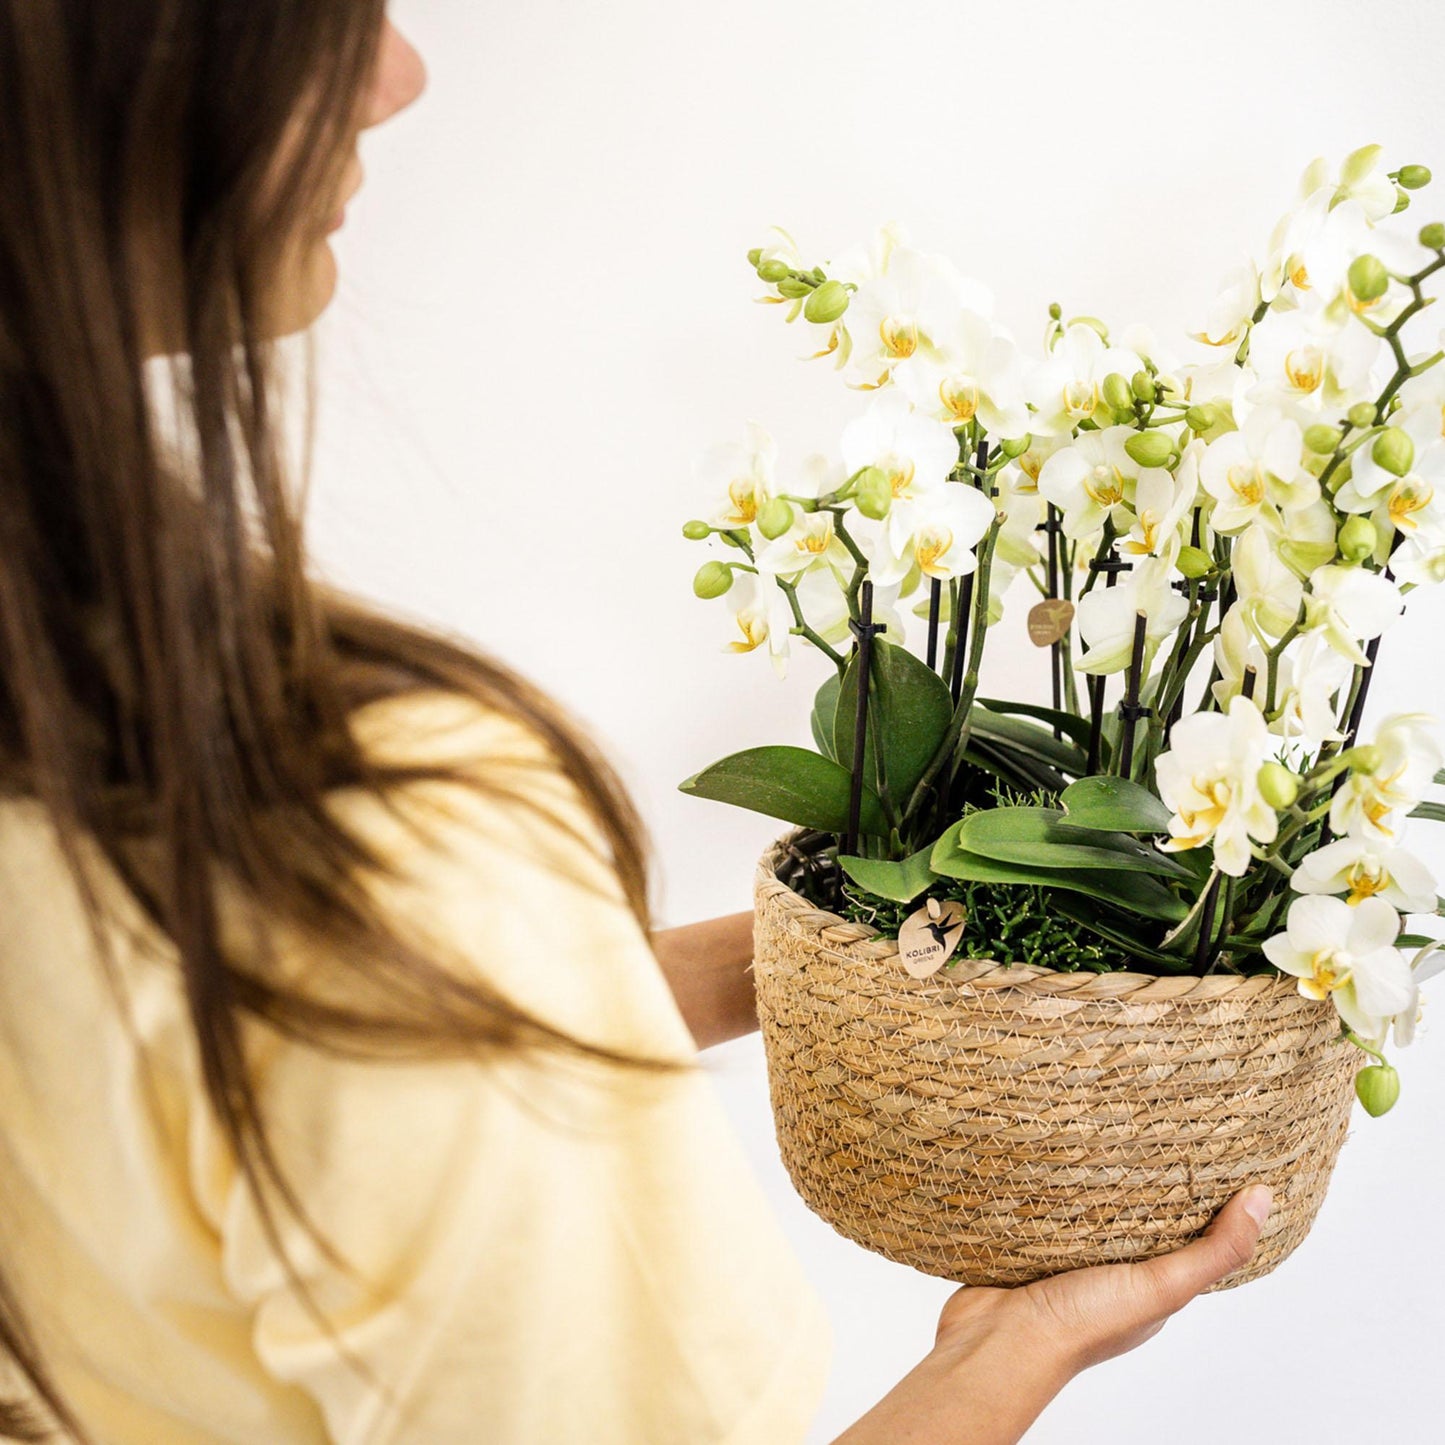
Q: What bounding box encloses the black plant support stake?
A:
[1084,551,1132,774]
[1116,610,1151,779]
[949,438,992,705]
[842,580,886,865]
[1045,506,1063,731]
[926,577,943,671]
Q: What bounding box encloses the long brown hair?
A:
[0,4,695,1439]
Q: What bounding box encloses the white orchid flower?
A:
[1119,465,1194,565]
[1245,301,1384,421]
[1392,530,1445,587]
[1331,712,1445,844]
[1394,352,1445,443]
[1076,555,1189,677]
[1263,894,1413,1038]
[891,309,1030,439]
[1292,836,1439,913]
[1335,425,1445,543]
[753,507,854,582]
[839,389,960,506]
[694,420,778,530]
[1271,629,1353,750]
[1036,425,1142,540]
[1300,145,1400,225]
[720,573,794,677]
[1199,407,1314,534]
[1192,263,1262,348]
[1211,604,1273,712]
[1303,563,1404,666]
[1155,694,1279,875]
[1234,525,1304,641]
[1025,323,1145,438]
[1391,943,1445,1047]
[870,483,997,588]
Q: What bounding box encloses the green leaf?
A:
[977,697,1094,752]
[1398,933,1439,951]
[679,746,888,835]
[811,672,841,762]
[1434,769,1445,787]
[833,637,955,806]
[1058,776,1173,834]
[929,824,1188,923]
[957,807,1195,880]
[967,705,1089,778]
[1409,801,1445,824]
[838,845,940,904]
[1050,891,1196,970]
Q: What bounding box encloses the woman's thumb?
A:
[1136,1185,1273,1310]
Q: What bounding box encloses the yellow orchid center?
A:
[1388,480,1433,531]
[885,456,917,497]
[1125,509,1161,556]
[1344,859,1390,905]
[940,375,980,423]
[1063,379,1099,420]
[1083,463,1126,508]
[1227,462,1266,507]
[1300,947,1352,1001]
[1018,450,1044,486]
[879,316,918,359]
[1288,257,1310,290]
[1284,345,1325,393]
[1177,778,1233,839]
[728,478,760,524]
[792,519,834,556]
[725,613,768,653]
[914,526,955,576]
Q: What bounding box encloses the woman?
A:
[0,5,1273,1441]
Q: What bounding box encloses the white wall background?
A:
[303,1,1445,1438]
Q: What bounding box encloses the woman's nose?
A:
[363,20,429,130]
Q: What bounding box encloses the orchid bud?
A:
[1000,433,1032,459]
[757,498,795,539]
[682,519,712,541]
[693,561,734,599]
[1421,222,1445,250]
[1131,370,1157,402]
[1338,514,1379,563]
[1177,545,1213,579]
[1347,254,1389,304]
[1047,302,1062,321]
[775,277,812,299]
[1304,424,1342,455]
[1355,1064,1401,1117]
[756,259,791,283]
[1348,402,1378,430]
[853,467,893,520]
[1185,404,1218,433]
[803,279,850,325]
[1103,372,1134,414]
[1398,165,1432,191]
[746,248,764,268]
[1372,426,1415,478]
[1256,762,1300,810]
[1124,431,1175,469]
[1347,743,1384,775]
[718,528,750,549]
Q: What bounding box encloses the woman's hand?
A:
[833,1185,1272,1445]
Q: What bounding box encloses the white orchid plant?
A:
[680,146,1445,1115]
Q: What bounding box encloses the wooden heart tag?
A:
[1027,598,1075,647]
[898,897,968,978]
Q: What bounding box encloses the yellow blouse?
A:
[0,689,832,1443]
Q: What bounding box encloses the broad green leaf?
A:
[963,741,1069,795]
[834,637,955,807]
[957,807,1195,880]
[967,706,1089,777]
[1059,775,1173,834]
[1398,933,1439,951]
[811,672,841,762]
[929,824,1188,923]
[977,697,1093,752]
[680,746,887,835]
[1434,768,1445,787]
[838,845,940,904]
[1409,801,1445,824]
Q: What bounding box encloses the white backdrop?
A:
[303,2,1445,1438]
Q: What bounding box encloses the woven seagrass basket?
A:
[753,828,1366,1291]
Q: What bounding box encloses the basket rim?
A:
[757,827,1306,1005]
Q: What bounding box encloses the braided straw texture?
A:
[753,831,1364,1291]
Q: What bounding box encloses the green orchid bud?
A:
[1176,545,1213,579]
[1000,433,1032,459]
[803,279,850,325]
[1102,372,1134,414]
[717,528,749,549]
[1399,164,1432,191]
[756,498,795,540]
[1355,1064,1401,1117]
[692,561,734,599]
[746,248,764,268]
[1048,302,1062,321]
[756,258,791,283]
[1124,431,1175,469]
[1131,370,1157,402]
[853,466,893,520]
[1338,514,1379,563]
[1348,402,1378,430]
[1304,423,1342,455]
[1372,426,1415,478]
[1185,404,1218,434]
[682,519,712,541]
[1421,222,1445,251]
[775,277,812,299]
[1347,254,1389,304]
[1256,762,1301,810]
[1347,743,1384,775]
[1393,186,1410,214]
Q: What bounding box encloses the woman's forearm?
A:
[649,910,758,1049]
